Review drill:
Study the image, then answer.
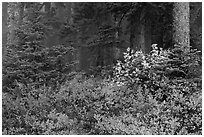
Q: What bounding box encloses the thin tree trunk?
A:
[44,2,51,16]
[18,2,24,26]
[69,3,80,71]
[70,3,75,25]
[8,3,16,45]
[140,22,145,52]
[113,16,120,63]
[173,2,190,51]
[144,18,152,53]
[2,2,8,56]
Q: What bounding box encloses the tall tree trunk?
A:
[70,2,75,25]
[18,2,24,26]
[2,2,8,56]
[55,2,66,23]
[8,3,16,45]
[113,16,120,64]
[132,7,152,54]
[65,2,72,24]
[140,22,145,52]
[190,2,202,51]
[144,18,152,53]
[7,3,22,45]
[173,2,190,51]
[44,2,51,16]
[68,3,80,71]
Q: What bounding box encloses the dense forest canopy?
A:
[2,2,202,135]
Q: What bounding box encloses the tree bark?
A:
[2,2,8,56]
[144,18,152,53]
[7,3,22,45]
[173,2,190,51]
[131,6,152,54]
[140,22,145,52]
[18,3,24,26]
[7,3,16,45]
[44,2,51,16]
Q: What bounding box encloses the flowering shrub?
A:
[114,45,169,86]
[113,44,201,99]
[106,44,202,134]
[2,44,202,135]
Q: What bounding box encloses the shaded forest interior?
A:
[2,2,202,74]
[2,2,202,135]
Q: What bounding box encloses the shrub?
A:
[93,79,201,135]
[2,70,202,135]
[104,44,202,134]
[2,43,202,135]
[113,44,201,99]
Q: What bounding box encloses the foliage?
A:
[106,44,202,134]
[2,82,79,135]
[73,2,174,70]
[3,57,202,134]
[94,84,201,135]
[107,2,174,49]
[113,44,201,88]
[2,2,202,135]
[74,3,121,70]
[3,3,74,93]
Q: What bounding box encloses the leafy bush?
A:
[113,44,201,99]
[2,44,202,135]
[2,82,78,135]
[2,84,53,134]
[104,44,202,134]
[92,79,201,135]
[2,72,202,135]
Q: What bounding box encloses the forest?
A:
[2,2,202,135]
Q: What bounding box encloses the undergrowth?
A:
[2,45,202,135]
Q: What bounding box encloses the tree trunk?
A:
[70,2,75,25]
[2,2,8,56]
[173,2,190,51]
[44,2,51,16]
[190,2,202,51]
[70,3,80,71]
[55,2,66,23]
[7,3,16,45]
[18,3,24,26]
[144,18,152,53]
[140,22,145,52]
[68,3,80,71]
[131,7,152,54]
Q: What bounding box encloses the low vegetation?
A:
[2,45,202,135]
